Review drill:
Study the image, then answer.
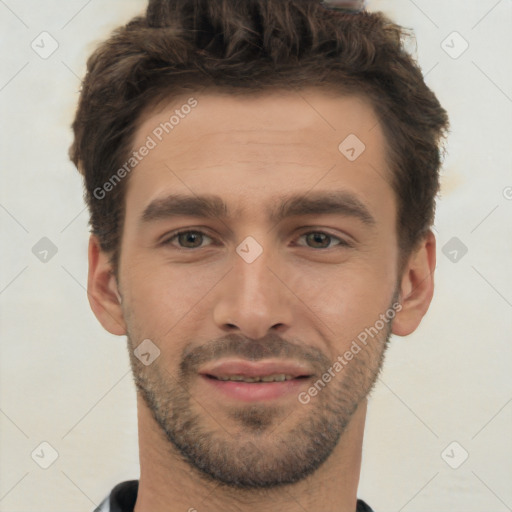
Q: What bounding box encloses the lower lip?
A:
[200,375,309,402]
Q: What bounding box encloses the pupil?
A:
[181,232,201,247]
[309,233,329,248]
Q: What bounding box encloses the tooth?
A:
[214,373,298,383]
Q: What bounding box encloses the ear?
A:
[87,234,126,336]
[392,230,436,337]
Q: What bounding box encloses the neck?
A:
[134,396,367,512]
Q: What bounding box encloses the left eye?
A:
[295,231,349,249]
[161,229,349,250]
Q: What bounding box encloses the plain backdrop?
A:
[1,0,511,510]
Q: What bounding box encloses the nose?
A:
[212,243,293,339]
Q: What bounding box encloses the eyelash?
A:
[160,229,352,250]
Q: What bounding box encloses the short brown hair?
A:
[69,0,449,276]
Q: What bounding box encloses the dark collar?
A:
[103,480,374,512]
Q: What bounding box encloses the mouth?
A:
[204,373,309,383]
[198,359,313,402]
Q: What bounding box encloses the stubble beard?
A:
[125,312,393,489]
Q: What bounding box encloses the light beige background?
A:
[1,0,511,510]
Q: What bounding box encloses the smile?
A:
[206,373,307,383]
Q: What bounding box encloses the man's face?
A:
[115,89,401,488]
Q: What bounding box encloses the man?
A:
[69,0,449,510]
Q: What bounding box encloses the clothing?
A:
[93,480,375,511]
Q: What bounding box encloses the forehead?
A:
[132,88,386,160]
[125,89,394,222]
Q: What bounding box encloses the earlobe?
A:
[392,230,436,337]
[87,234,127,336]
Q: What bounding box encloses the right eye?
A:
[161,230,215,250]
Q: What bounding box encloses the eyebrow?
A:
[140,191,376,227]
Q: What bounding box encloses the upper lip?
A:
[199,359,313,379]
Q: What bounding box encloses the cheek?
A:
[121,256,222,334]
[285,256,397,337]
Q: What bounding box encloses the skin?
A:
[87,88,436,512]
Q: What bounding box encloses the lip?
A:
[199,359,313,379]
[201,375,309,402]
[198,359,313,402]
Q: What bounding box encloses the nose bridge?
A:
[235,242,273,300]
[232,237,278,309]
[213,235,293,337]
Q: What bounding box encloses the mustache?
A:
[179,332,331,377]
